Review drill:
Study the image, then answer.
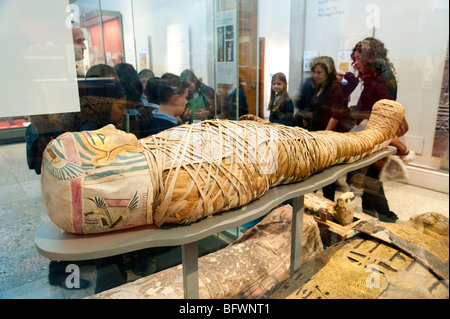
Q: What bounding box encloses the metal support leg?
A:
[182,241,199,299]
[290,195,304,277]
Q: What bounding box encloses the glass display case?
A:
[0,0,448,299]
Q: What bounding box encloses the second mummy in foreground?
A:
[41,99,405,234]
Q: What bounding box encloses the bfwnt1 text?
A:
[224,303,269,314]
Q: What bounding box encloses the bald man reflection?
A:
[72,27,86,61]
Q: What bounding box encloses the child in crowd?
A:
[138,74,191,137]
[180,69,215,121]
[268,72,294,126]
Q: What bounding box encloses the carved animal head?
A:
[334,192,356,226]
[335,192,356,213]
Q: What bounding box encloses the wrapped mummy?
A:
[41,99,404,234]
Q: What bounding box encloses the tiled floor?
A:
[0,141,448,299]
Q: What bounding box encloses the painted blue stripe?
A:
[85,164,149,180]
[104,158,147,167]
[73,134,98,156]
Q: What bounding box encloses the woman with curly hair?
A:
[347,37,412,223]
[350,37,398,124]
[352,37,397,98]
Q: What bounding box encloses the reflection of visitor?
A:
[138,69,155,106]
[72,27,87,77]
[180,69,216,120]
[346,37,409,224]
[111,52,124,66]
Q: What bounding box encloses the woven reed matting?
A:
[270,213,449,299]
[355,217,449,281]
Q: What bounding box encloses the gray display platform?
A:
[35,146,395,298]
